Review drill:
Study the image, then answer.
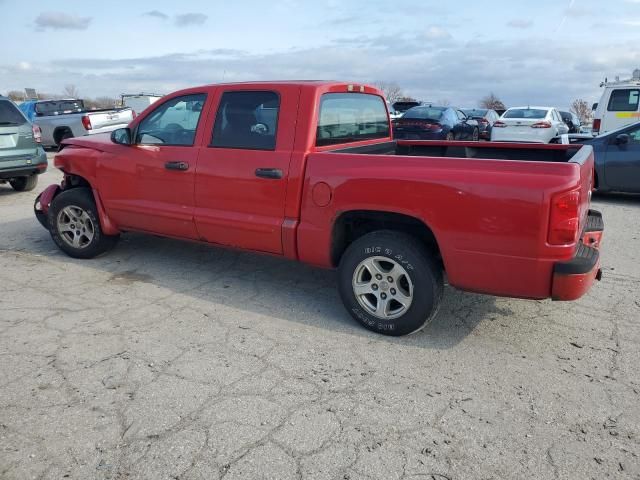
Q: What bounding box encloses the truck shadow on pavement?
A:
[5,217,514,349]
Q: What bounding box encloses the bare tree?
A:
[6,90,24,101]
[63,84,80,98]
[372,82,405,104]
[85,96,117,109]
[479,92,506,111]
[570,98,593,124]
[397,96,418,102]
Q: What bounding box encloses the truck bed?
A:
[331,140,586,164]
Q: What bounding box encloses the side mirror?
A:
[615,133,630,146]
[111,127,132,145]
[592,103,598,111]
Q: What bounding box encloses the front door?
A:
[97,93,208,238]
[604,124,640,193]
[194,87,299,254]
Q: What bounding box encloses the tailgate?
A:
[573,145,595,235]
[89,108,133,129]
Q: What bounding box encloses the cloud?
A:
[34,12,92,31]
[174,13,208,27]
[507,19,533,29]
[143,10,169,20]
[3,35,638,111]
[423,26,451,40]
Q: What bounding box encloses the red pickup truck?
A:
[35,81,604,336]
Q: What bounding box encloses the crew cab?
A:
[35,81,604,336]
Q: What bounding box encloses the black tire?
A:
[445,132,455,141]
[10,175,38,192]
[48,188,119,259]
[338,231,444,336]
[472,128,479,141]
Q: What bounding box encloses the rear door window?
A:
[0,101,27,125]
[608,89,640,112]
[211,91,279,150]
[316,93,390,146]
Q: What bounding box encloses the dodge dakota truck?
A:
[34,81,604,336]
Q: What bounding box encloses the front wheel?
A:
[338,231,444,336]
[10,175,38,192]
[48,188,119,259]
[472,128,479,141]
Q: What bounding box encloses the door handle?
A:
[255,168,283,179]
[165,161,189,171]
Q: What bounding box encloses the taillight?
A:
[32,124,42,143]
[531,121,552,129]
[592,118,601,134]
[493,121,507,128]
[81,115,92,130]
[548,190,581,245]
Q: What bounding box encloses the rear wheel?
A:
[48,188,119,259]
[338,231,444,336]
[10,175,38,192]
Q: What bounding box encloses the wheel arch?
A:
[53,126,73,146]
[330,210,443,270]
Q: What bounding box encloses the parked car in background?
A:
[567,121,640,193]
[0,95,47,191]
[592,70,640,135]
[492,107,569,143]
[33,81,602,336]
[560,111,582,134]
[394,106,479,141]
[121,93,163,116]
[392,100,421,114]
[461,108,500,140]
[19,99,134,148]
[386,101,402,120]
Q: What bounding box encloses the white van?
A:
[592,70,640,135]
[120,93,163,117]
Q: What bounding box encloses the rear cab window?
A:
[35,100,85,116]
[608,89,640,111]
[0,100,27,125]
[316,93,390,146]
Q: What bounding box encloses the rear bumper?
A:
[0,148,48,179]
[551,210,604,301]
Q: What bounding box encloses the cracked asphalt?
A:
[1,156,639,479]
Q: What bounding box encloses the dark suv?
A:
[559,111,582,134]
[0,96,47,191]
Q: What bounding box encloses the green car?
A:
[0,95,47,191]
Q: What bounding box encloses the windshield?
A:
[461,109,487,118]
[316,93,390,146]
[0,100,27,125]
[35,100,85,116]
[402,107,445,121]
[503,108,548,119]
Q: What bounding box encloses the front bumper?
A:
[551,210,604,301]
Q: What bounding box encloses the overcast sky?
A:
[1,0,639,109]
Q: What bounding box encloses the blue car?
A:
[570,121,640,193]
[393,106,479,141]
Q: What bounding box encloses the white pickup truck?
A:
[30,99,134,148]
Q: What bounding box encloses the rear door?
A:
[603,88,640,133]
[194,86,299,254]
[97,92,208,238]
[604,124,640,192]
